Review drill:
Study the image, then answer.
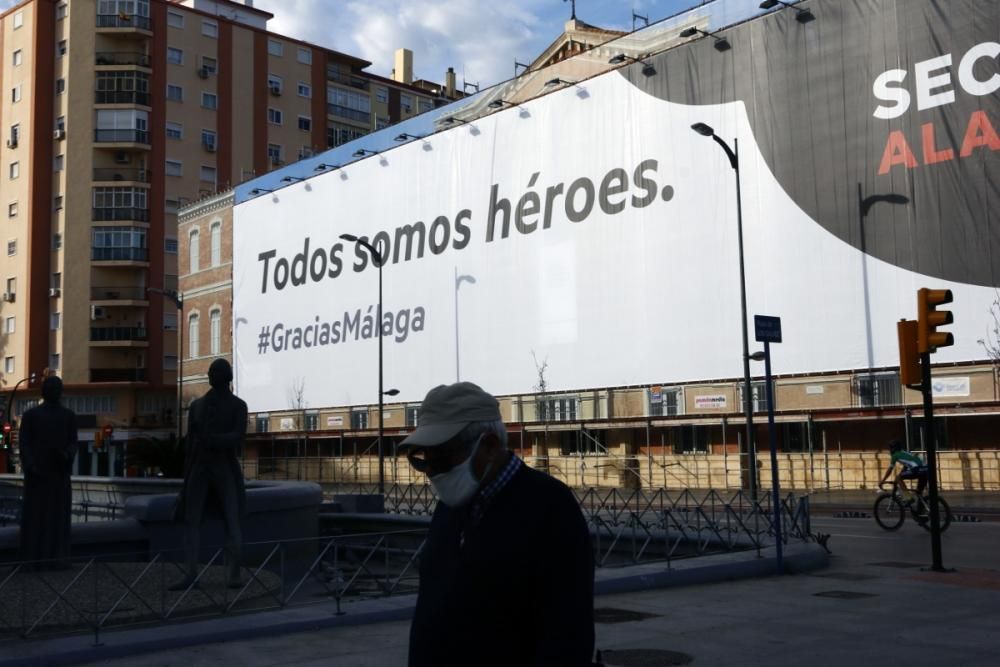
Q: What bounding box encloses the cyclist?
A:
[879,440,928,510]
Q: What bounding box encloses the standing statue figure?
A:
[19,376,78,570]
[172,358,248,589]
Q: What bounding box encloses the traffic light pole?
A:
[919,351,945,571]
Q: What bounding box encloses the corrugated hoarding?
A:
[233,0,999,412]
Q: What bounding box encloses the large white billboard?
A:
[233,69,995,412]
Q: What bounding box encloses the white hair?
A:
[457,419,508,450]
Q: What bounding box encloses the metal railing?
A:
[91,246,149,262]
[90,327,148,343]
[89,368,147,382]
[95,52,151,67]
[326,67,369,90]
[93,168,150,183]
[327,103,370,124]
[90,286,148,300]
[92,207,150,222]
[94,129,151,144]
[96,14,152,30]
[0,529,426,642]
[95,90,151,106]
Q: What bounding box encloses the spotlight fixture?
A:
[679,26,731,51]
[352,148,378,157]
[488,99,512,109]
[759,0,814,23]
[394,133,423,142]
[249,187,273,195]
[545,77,577,87]
[314,162,339,172]
[441,116,469,125]
[280,175,304,183]
[608,53,656,76]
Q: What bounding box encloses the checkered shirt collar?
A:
[479,452,522,503]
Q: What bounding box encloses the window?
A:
[297,47,312,64]
[200,166,217,185]
[418,99,433,113]
[201,129,217,151]
[51,272,61,289]
[167,47,183,65]
[8,162,18,180]
[671,425,710,454]
[351,409,369,430]
[255,415,268,433]
[188,313,199,357]
[327,87,372,122]
[55,79,65,95]
[56,3,67,20]
[95,70,149,103]
[12,12,23,29]
[267,74,283,94]
[406,406,419,427]
[9,124,20,147]
[400,94,413,112]
[6,278,15,295]
[165,237,178,254]
[52,233,62,249]
[298,146,313,159]
[166,121,183,139]
[167,10,184,28]
[7,240,16,256]
[164,312,177,330]
[267,40,283,57]
[164,355,177,370]
[3,317,14,334]
[50,312,61,330]
[209,309,221,355]
[11,85,21,103]
[304,412,319,431]
[201,92,218,110]
[856,372,902,408]
[202,20,218,38]
[165,198,179,214]
[649,387,683,416]
[537,396,579,422]
[7,202,17,218]
[297,116,311,132]
[201,56,217,74]
[189,229,200,272]
[210,221,221,266]
[166,84,183,102]
[53,195,63,211]
[54,155,64,171]
[779,422,810,453]
[267,108,283,125]
[267,144,282,165]
[12,50,22,66]
[327,123,368,148]
[375,86,388,103]
[56,116,65,132]
[57,40,67,57]
[4,357,13,374]
[91,227,147,261]
[375,117,390,130]
[297,82,311,98]
[739,381,772,413]
[165,160,182,177]
[50,354,60,371]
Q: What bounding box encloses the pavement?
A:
[802,489,1000,520]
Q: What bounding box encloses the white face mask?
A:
[430,434,487,508]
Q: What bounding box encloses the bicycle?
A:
[873,480,952,532]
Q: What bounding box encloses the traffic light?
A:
[917,288,954,354]
[897,319,921,387]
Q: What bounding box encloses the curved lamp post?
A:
[691,122,758,498]
[147,287,183,444]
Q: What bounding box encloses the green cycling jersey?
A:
[891,450,925,470]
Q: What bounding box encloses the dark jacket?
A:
[173,388,248,521]
[409,464,595,667]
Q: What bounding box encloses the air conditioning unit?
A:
[114,151,130,164]
[197,67,210,79]
[53,129,66,140]
[48,288,61,297]
[203,142,216,153]
[2,292,14,303]
[5,138,16,149]
[90,305,107,320]
[269,86,281,96]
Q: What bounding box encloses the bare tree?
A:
[977,289,1000,363]
[287,377,307,429]
[531,350,549,417]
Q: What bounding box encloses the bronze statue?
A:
[19,376,77,569]
[172,359,248,589]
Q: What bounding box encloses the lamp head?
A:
[487,100,504,109]
[759,0,780,8]
[691,122,715,137]
[608,53,627,64]
[679,27,698,38]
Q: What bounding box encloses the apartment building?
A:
[0,0,458,476]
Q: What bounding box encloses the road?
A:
[77,515,1000,666]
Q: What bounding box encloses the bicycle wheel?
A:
[873,493,905,530]
[916,496,952,533]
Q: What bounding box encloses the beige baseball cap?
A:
[400,382,501,447]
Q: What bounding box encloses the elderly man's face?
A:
[406,432,500,479]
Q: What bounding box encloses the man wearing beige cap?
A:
[402,381,595,667]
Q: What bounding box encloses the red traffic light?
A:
[2,423,10,435]
[102,424,114,437]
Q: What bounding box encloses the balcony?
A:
[91,247,149,262]
[96,14,152,31]
[326,67,369,90]
[95,90,151,106]
[93,207,150,222]
[94,129,150,145]
[90,368,147,383]
[93,168,150,183]
[95,52,151,67]
[91,286,149,303]
[327,104,370,124]
[90,326,148,343]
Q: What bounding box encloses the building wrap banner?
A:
[233,0,999,412]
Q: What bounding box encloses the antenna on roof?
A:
[632,12,649,31]
[514,60,530,77]
[564,0,576,20]
[463,80,479,94]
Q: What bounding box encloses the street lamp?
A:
[691,121,758,498]
[147,287,184,445]
[339,233,390,495]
